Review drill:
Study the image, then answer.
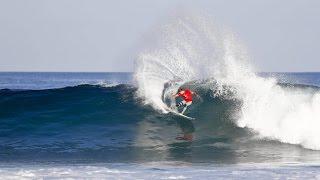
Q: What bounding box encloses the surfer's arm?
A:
[173,91,183,98]
[172,93,179,98]
[192,91,199,97]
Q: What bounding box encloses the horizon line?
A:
[1,71,320,73]
[0,71,133,73]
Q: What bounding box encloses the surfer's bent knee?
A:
[186,101,192,106]
[177,100,187,107]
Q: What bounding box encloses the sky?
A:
[0,0,319,72]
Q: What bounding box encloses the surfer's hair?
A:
[178,87,184,92]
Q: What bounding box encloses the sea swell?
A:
[0,84,242,163]
[1,82,320,164]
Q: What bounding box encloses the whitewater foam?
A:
[1,163,320,179]
[134,14,320,150]
[134,15,231,111]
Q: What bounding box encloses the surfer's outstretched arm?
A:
[192,91,200,98]
[191,91,197,96]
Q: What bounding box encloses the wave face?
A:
[0,85,145,162]
[1,84,320,164]
[134,14,320,150]
[0,82,252,162]
[0,84,244,163]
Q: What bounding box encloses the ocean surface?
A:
[1,72,320,179]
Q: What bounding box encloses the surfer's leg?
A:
[181,101,192,114]
[176,100,186,107]
[181,106,187,114]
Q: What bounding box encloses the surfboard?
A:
[170,110,195,120]
[164,106,195,120]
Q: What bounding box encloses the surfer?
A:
[173,88,197,115]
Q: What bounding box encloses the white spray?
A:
[134,14,320,150]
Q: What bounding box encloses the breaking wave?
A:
[134,14,320,150]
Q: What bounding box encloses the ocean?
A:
[1,72,320,179]
[2,14,320,180]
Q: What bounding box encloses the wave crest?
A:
[134,14,320,150]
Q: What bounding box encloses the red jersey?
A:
[178,89,193,102]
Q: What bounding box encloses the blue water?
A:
[260,72,320,87]
[1,72,320,179]
[0,72,132,90]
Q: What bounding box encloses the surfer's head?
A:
[178,87,184,92]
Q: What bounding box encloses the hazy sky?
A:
[0,0,319,72]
